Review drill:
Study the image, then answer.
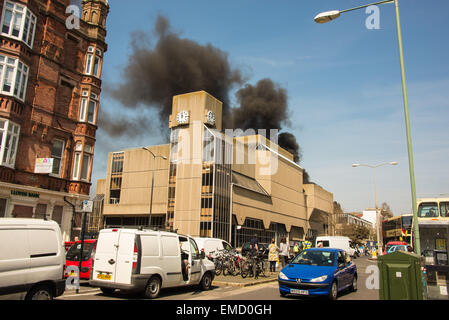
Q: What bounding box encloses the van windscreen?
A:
[317,240,330,247]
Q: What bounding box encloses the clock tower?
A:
[167,91,223,236]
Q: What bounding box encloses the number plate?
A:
[97,274,112,280]
[290,289,308,295]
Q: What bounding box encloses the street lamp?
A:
[352,162,398,255]
[314,0,420,255]
[142,147,167,229]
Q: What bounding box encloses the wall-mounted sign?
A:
[35,158,53,174]
[11,190,39,199]
[82,200,93,213]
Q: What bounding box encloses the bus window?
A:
[418,202,438,218]
[440,202,449,218]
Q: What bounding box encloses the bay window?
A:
[72,143,93,182]
[84,46,102,78]
[1,0,36,48]
[0,55,29,101]
[0,118,20,168]
[79,90,98,124]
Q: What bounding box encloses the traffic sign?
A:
[82,200,93,213]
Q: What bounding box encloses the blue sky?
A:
[93,0,449,215]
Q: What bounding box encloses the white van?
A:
[0,219,66,300]
[89,228,216,299]
[194,237,233,259]
[315,236,357,258]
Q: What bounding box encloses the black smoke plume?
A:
[103,15,303,168]
[106,15,243,135]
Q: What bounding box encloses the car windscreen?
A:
[290,250,335,267]
[66,242,95,261]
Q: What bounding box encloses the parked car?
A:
[315,236,357,258]
[241,242,269,258]
[89,228,215,299]
[386,244,413,254]
[64,241,75,252]
[384,241,409,255]
[278,248,357,300]
[0,218,66,300]
[193,237,233,259]
[65,239,97,280]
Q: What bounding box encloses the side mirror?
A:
[200,250,205,260]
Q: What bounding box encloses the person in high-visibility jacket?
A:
[303,240,312,250]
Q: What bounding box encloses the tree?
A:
[341,224,371,244]
[380,202,393,218]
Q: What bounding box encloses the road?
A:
[58,256,379,301]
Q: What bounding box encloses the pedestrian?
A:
[250,234,259,254]
[293,242,299,255]
[279,237,289,268]
[268,238,279,273]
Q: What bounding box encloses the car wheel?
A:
[350,275,358,292]
[328,281,338,300]
[26,285,53,300]
[100,287,116,295]
[144,276,161,299]
[200,272,212,291]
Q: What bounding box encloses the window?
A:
[79,90,98,124]
[52,205,63,226]
[84,46,102,77]
[1,1,36,48]
[0,118,19,167]
[0,198,6,217]
[0,55,29,101]
[440,202,449,218]
[418,202,439,218]
[109,152,124,204]
[72,143,92,181]
[51,139,64,176]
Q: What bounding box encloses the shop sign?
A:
[34,158,53,174]
[11,190,40,199]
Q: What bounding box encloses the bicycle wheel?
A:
[215,260,222,276]
[240,260,249,278]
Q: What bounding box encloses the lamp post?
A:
[352,162,398,255]
[315,0,420,255]
[142,147,167,229]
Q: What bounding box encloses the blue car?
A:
[278,248,357,300]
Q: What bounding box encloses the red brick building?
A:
[0,0,109,240]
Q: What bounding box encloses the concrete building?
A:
[96,91,334,246]
[0,0,109,240]
[335,212,374,238]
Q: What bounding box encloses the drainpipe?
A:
[64,196,76,240]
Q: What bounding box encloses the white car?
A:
[0,219,66,300]
[90,228,216,299]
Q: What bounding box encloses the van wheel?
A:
[26,285,53,300]
[144,276,161,299]
[200,272,212,291]
[100,288,116,295]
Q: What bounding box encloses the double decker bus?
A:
[416,198,449,257]
[382,214,413,246]
[416,197,449,300]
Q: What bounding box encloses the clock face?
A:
[206,110,215,126]
[176,110,189,125]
